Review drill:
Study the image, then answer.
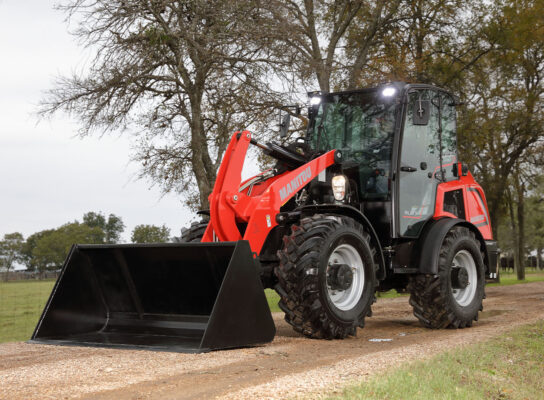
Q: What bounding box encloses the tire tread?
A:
[274,214,378,339]
[408,226,485,329]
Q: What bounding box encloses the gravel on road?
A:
[1,282,543,400]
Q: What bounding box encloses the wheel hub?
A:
[451,267,469,289]
[451,249,478,307]
[327,263,354,290]
[326,243,365,311]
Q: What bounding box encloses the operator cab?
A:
[307,86,396,202]
[305,83,459,244]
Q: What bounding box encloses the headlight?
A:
[382,87,396,97]
[331,175,347,201]
[310,96,322,105]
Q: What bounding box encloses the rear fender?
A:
[417,218,490,275]
[298,204,386,280]
[434,171,493,240]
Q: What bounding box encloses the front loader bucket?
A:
[31,241,275,353]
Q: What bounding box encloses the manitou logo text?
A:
[279,167,312,201]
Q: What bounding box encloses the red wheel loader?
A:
[32,83,499,352]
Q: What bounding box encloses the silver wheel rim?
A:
[451,249,477,307]
[326,244,365,311]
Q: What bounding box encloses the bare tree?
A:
[41,0,276,210]
[343,0,401,88]
[353,0,494,91]
[262,0,401,92]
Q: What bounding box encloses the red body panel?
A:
[434,165,493,240]
[203,132,492,251]
[202,131,336,254]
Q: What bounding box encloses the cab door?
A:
[397,89,458,238]
[398,89,441,237]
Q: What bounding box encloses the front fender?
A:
[299,204,386,280]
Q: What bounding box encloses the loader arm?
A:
[202,131,337,254]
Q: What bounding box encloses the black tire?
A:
[274,214,378,339]
[180,220,208,242]
[408,226,485,329]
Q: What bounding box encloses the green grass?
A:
[489,270,544,287]
[266,289,281,312]
[377,289,408,299]
[0,280,55,343]
[330,320,544,400]
[376,270,544,300]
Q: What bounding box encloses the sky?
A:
[0,0,194,242]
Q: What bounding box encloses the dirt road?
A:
[1,282,543,400]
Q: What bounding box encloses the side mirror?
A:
[453,162,469,177]
[413,99,430,125]
[279,112,291,138]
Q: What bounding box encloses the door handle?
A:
[400,166,417,172]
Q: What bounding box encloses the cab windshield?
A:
[307,89,397,199]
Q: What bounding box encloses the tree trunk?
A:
[538,246,543,270]
[506,187,519,275]
[514,176,526,280]
[302,0,330,92]
[413,1,425,82]
[346,0,392,89]
[316,68,330,93]
[490,211,500,242]
[487,173,509,242]
[189,87,214,210]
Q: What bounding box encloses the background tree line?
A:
[39,0,543,279]
[0,212,171,280]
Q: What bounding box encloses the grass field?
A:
[265,289,281,312]
[1,270,543,344]
[332,320,544,400]
[488,270,544,286]
[0,280,55,343]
